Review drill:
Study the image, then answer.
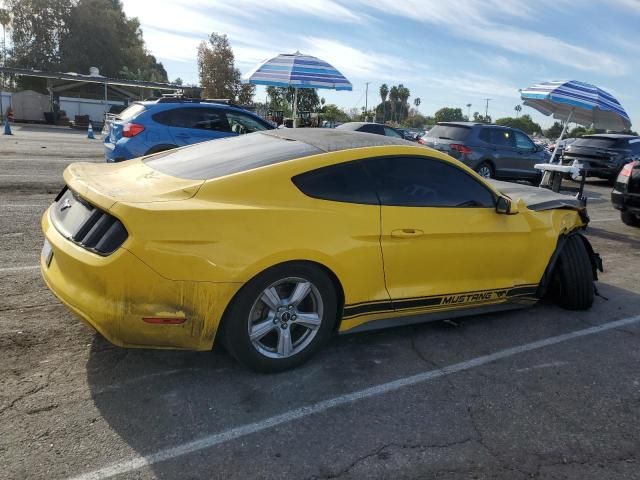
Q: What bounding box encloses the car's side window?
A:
[514,131,535,150]
[292,161,379,205]
[384,127,403,138]
[478,128,492,143]
[490,129,515,148]
[359,124,382,135]
[363,156,496,208]
[629,139,640,155]
[225,111,270,134]
[152,108,230,131]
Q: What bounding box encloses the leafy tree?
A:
[405,113,427,128]
[321,103,350,124]
[285,87,320,112]
[545,121,563,138]
[173,77,183,86]
[7,0,72,71]
[434,107,465,123]
[494,114,542,135]
[58,0,166,81]
[197,32,254,103]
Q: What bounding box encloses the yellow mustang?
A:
[41,129,601,372]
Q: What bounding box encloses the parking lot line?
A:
[0,265,39,273]
[68,314,640,480]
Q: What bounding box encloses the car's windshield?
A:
[571,137,629,149]
[426,125,471,141]
[145,132,322,180]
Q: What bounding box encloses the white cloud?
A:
[350,0,628,76]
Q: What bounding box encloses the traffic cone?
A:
[87,122,95,139]
[4,117,12,135]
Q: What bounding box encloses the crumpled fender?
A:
[536,232,603,298]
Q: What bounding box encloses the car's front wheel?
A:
[621,210,640,227]
[551,236,594,310]
[222,263,338,372]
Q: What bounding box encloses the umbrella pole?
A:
[293,88,298,128]
[541,108,574,190]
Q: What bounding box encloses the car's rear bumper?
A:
[612,190,640,213]
[40,207,239,351]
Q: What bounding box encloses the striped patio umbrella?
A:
[520,80,631,165]
[244,51,352,126]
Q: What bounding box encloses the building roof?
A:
[0,66,190,91]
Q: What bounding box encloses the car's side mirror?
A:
[496,196,517,215]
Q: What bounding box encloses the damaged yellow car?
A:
[41,129,602,372]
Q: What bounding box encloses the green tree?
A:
[473,111,491,123]
[495,114,542,135]
[434,107,465,123]
[285,87,320,112]
[397,84,410,121]
[379,83,388,122]
[58,0,166,81]
[321,103,350,124]
[389,85,398,121]
[7,0,73,71]
[413,97,421,109]
[514,104,522,118]
[545,121,563,138]
[197,32,254,103]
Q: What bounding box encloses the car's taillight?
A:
[450,144,472,155]
[417,137,426,145]
[620,161,638,178]
[122,123,145,137]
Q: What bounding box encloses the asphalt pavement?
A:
[1,125,639,480]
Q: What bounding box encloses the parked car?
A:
[103,97,275,162]
[42,129,600,372]
[561,134,640,183]
[548,137,576,162]
[611,159,640,227]
[420,122,550,182]
[336,122,404,138]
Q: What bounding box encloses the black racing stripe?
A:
[343,284,540,319]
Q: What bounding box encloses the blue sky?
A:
[122,0,640,130]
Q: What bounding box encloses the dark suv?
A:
[562,134,640,183]
[420,122,549,182]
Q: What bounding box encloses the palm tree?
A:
[514,104,522,118]
[379,84,388,122]
[389,86,399,122]
[398,84,410,121]
[414,97,421,109]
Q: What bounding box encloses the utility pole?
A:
[364,82,370,121]
[466,103,472,121]
[484,98,491,122]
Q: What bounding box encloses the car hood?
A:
[63,159,204,210]
[489,180,582,211]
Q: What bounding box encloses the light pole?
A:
[364,82,370,121]
[466,103,472,121]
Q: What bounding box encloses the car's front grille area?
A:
[51,186,128,256]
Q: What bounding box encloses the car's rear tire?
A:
[476,162,494,179]
[552,236,594,310]
[621,211,640,227]
[222,262,338,373]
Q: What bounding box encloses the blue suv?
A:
[104,98,275,162]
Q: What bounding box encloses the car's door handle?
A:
[391,228,424,238]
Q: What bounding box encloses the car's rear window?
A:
[572,137,628,149]
[118,103,146,121]
[426,125,471,141]
[145,132,322,180]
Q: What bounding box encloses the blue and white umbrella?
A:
[521,80,631,169]
[520,80,631,132]
[244,51,352,126]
